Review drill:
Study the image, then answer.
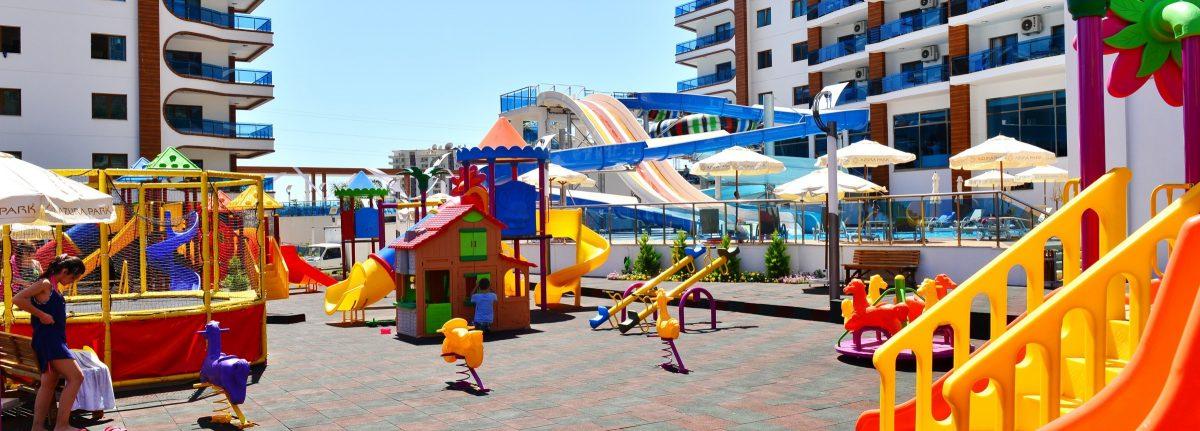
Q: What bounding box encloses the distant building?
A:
[390,143,456,196]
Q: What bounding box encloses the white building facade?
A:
[0,0,274,171]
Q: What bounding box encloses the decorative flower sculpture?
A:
[1100,0,1193,106]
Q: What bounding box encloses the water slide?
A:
[531,208,611,306]
[146,211,201,291]
[324,247,396,315]
[279,244,337,287]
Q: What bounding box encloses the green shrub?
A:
[221,257,251,292]
[632,234,662,276]
[763,232,791,279]
[669,231,696,281]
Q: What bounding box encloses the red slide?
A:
[279,244,336,287]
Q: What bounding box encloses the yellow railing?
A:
[871,168,1132,431]
[1062,179,1081,204]
[942,183,1200,430]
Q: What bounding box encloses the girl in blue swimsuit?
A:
[13,254,86,431]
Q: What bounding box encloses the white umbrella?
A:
[949,135,1058,171]
[776,168,886,202]
[518,163,595,206]
[964,170,1028,189]
[693,146,785,223]
[0,152,115,225]
[10,224,54,241]
[814,139,915,168]
[1017,165,1069,206]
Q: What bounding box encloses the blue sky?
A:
[240,0,693,170]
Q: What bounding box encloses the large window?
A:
[92,94,127,120]
[757,49,773,69]
[757,8,772,27]
[792,42,808,62]
[792,0,805,18]
[91,34,126,61]
[0,26,19,55]
[0,88,19,116]
[165,104,203,130]
[92,153,128,169]
[793,85,811,106]
[893,109,949,169]
[775,137,809,157]
[986,90,1068,157]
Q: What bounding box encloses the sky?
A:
[240,0,693,172]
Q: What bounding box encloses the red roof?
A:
[390,203,506,250]
[499,253,537,268]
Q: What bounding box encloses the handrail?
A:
[1150,184,1191,217]
[869,7,946,44]
[876,63,948,95]
[164,0,272,32]
[676,28,735,55]
[1062,178,1081,204]
[809,0,865,19]
[810,35,867,64]
[166,58,272,85]
[942,183,1200,429]
[678,69,736,92]
[955,34,1064,75]
[871,168,1131,431]
[675,0,728,17]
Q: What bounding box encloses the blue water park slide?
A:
[146,211,202,291]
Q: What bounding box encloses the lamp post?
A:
[811,90,842,322]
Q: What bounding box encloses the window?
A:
[757,49,773,69]
[838,34,859,44]
[90,34,126,61]
[757,8,772,27]
[899,8,923,20]
[165,50,202,75]
[990,34,1017,49]
[0,26,19,55]
[165,104,202,130]
[459,228,487,261]
[900,61,923,73]
[715,61,733,77]
[0,88,19,116]
[92,153,128,169]
[758,92,774,106]
[322,247,340,261]
[776,137,809,157]
[715,22,731,34]
[793,85,811,106]
[792,42,808,62]
[792,0,806,18]
[91,94,127,120]
[986,90,1068,157]
[893,109,950,169]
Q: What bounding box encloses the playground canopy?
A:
[227,185,282,211]
[0,152,115,225]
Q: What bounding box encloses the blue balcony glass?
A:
[675,0,727,17]
[166,58,272,85]
[809,35,866,65]
[500,86,539,113]
[677,28,734,55]
[678,69,735,91]
[875,63,948,94]
[838,83,868,105]
[808,0,864,20]
[956,34,1064,74]
[169,118,273,139]
[165,0,272,32]
[868,8,946,44]
[949,0,1005,16]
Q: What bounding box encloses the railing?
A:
[676,28,735,55]
[868,8,946,44]
[809,35,866,65]
[839,83,868,104]
[872,63,948,95]
[952,34,1064,75]
[168,118,273,139]
[499,84,633,113]
[949,0,1005,16]
[675,0,728,17]
[678,69,736,91]
[165,0,272,32]
[943,183,1200,430]
[166,59,272,85]
[870,168,1130,431]
[808,0,865,20]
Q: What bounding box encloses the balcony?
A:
[678,69,735,92]
[838,83,868,105]
[809,35,866,65]
[675,0,727,17]
[871,63,948,95]
[166,59,272,85]
[168,118,273,139]
[165,0,272,32]
[808,0,865,20]
[869,8,947,44]
[676,28,734,55]
[949,0,1005,16]
[952,34,1063,75]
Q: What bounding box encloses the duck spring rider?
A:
[437,318,487,392]
[195,321,254,428]
[653,289,688,373]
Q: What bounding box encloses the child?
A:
[12,254,86,431]
[470,278,497,333]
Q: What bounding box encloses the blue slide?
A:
[146,211,202,291]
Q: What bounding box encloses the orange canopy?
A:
[477,118,527,149]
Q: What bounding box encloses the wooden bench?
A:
[842,249,920,283]
[0,332,104,419]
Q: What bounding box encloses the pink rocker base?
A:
[835,326,959,360]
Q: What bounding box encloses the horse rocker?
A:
[196,321,254,428]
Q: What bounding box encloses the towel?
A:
[70,349,115,411]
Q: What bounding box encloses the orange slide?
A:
[279,244,337,288]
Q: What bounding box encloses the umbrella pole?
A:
[734,170,740,241]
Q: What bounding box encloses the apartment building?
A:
[390,144,456,195]
[0,0,274,171]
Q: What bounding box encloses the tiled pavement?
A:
[3,286,918,431]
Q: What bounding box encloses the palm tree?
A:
[404,165,450,218]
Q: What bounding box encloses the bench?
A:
[842,249,920,283]
[0,332,104,420]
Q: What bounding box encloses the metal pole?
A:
[538,159,549,311]
[2,225,11,331]
[825,122,841,320]
[1074,10,1106,268]
[662,205,668,245]
[97,170,113,368]
[994,192,1001,248]
[138,185,148,294]
[1183,36,1200,183]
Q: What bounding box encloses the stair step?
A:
[1107,319,1133,360]
[1016,394,1084,430]
[1061,356,1126,399]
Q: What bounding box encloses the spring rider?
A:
[195,321,254,428]
[654,289,688,373]
[437,318,487,392]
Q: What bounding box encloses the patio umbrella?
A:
[0,152,115,225]
[949,135,1057,190]
[1016,165,1070,206]
[775,168,886,202]
[964,170,1028,190]
[814,139,915,169]
[693,146,785,224]
[518,163,595,205]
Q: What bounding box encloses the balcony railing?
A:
[809,35,866,65]
[675,0,728,17]
[868,8,947,44]
[499,84,633,113]
[808,0,865,20]
[678,69,735,91]
[168,118,273,139]
[952,34,1064,75]
[166,59,272,85]
[676,28,735,55]
[949,0,1006,16]
[838,83,868,104]
[165,0,272,32]
[871,63,948,95]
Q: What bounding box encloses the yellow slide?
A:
[323,248,397,318]
[262,237,291,300]
[81,217,135,278]
[532,209,610,307]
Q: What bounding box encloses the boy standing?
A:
[470,278,497,333]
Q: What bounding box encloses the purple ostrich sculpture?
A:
[196,321,255,428]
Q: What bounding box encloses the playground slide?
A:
[323,247,396,315]
[263,238,290,300]
[80,218,137,278]
[146,212,201,291]
[532,208,611,306]
[279,244,337,287]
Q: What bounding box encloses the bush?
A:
[221,257,251,292]
[669,231,696,281]
[632,234,662,276]
[763,232,791,279]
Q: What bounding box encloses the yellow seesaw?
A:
[616,247,739,333]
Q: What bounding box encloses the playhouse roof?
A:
[115,157,154,183]
[391,203,506,250]
[227,185,282,210]
[335,171,388,198]
[456,118,548,162]
[147,147,200,170]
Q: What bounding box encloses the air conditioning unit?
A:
[854,67,869,81]
[853,20,868,35]
[920,0,939,9]
[921,45,940,62]
[1021,15,1043,34]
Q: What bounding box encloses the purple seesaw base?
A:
[835,326,959,360]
